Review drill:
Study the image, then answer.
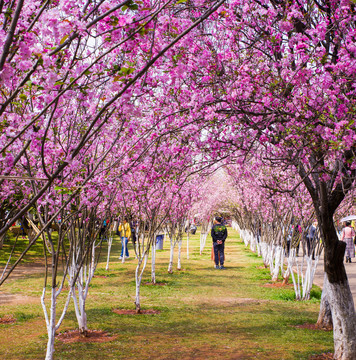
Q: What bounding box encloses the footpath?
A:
[0,264,43,304]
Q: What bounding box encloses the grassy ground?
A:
[0,228,333,359]
[0,230,46,265]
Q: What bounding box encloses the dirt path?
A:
[0,263,44,305]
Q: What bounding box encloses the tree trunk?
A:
[200,231,207,255]
[177,239,182,270]
[187,232,190,260]
[282,267,290,285]
[78,302,88,336]
[0,233,5,249]
[168,240,174,273]
[105,236,113,270]
[72,277,88,336]
[135,253,148,313]
[151,240,156,284]
[320,211,356,359]
[302,255,319,300]
[260,242,269,268]
[317,273,333,330]
[44,287,56,360]
[287,250,301,300]
[272,245,282,281]
[256,238,261,256]
[122,239,126,264]
[250,231,256,252]
[328,280,356,359]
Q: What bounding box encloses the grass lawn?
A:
[0,228,333,359]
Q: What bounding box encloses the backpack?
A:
[213,225,226,238]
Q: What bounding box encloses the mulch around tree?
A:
[308,352,334,359]
[0,314,16,324]
[56,329,118,343]
[295,323,332,331]
[56,286,70,292]
[263,281,294,288]
[144,281,167,286]
[112,308,161,315]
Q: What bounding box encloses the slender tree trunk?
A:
[44,287,56,360]
[177,238,182,270]
[168,239,174,273]
[135,253,148,313]
[105,235,113,270]
[0,233,5,249]
[288,249,301,300]
[200,231,207,255]
[187,232,189,260]
[272,246,282,281]
[151,240,156,284]
[302,255,319,300]
[282,266,290,285]
[122,239,126,264]
[256,237,261,256]
[250,231,256,252]
[268,244,274,273]
[73,287,88,335]
[72,269,88,335]
[78,303,87,335]
[260,241,269,268]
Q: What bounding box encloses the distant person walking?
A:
[211,217,228,269]
[341,221,356,263]
[305,222,317,260]
[118,217,131,260]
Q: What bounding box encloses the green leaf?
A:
[54,80,65,86]
[60,35,69,45]
[120,67,135,75]
[19,94,27,101]
[54,186,73,195]
[127,1,138,10]
[176,0,187,4]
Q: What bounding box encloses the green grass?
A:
[0,228,333,359]
[0,232,44,265]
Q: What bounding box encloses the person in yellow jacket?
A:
[119,217,131,259]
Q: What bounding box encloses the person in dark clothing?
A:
[211,217,228,269]
[99,218,108,240]
[306,222,317,259]
[131,220,137,244]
